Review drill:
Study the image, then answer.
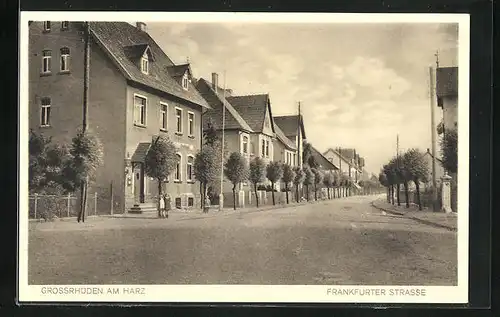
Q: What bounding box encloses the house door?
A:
[133,164,145,203]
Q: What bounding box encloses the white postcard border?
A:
[18,11,470,304]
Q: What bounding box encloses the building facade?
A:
[436,66,458,133]
[29,21,210,213]
[273,115,306,168]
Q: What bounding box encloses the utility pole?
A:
[219,70,227,212]
[429,66,438,211]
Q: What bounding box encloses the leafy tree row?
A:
[378,148,430,210]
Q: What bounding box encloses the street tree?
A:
[403,148,430,210]
[282,164,295,204]
[322,173,333,199]
[29,130,70,193]
[64,129,103,223]
[144,135,178,218]
[395,155,413,208]
[311,168,323,200]
[224,152,249,210]
[388,157,403,206]
[194,143,221,210]
[293,166,305,203]
[249,157,266,208]
[203,118,219,147]
[302,141,320,169]
[266,161,283,205]
[440,129,457,174]
[378,172,390,203]
[303,165,314,201]
[332,171,340,198]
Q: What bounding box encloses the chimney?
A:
[136,22,147,32]
[427,148,430,153]
[211,72,219,92]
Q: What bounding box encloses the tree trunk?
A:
[82,180,88,222]
[200,182,204,211]
[386,187,390,203]
[390,185,395,205]
[305,185,309,201]
[271,182,276,205]
[285,184,289,204]
[232,185,236,210]
[327,187,331,199]
[157,180,162,218]
[396,183,401,206]
[254,183,259,208]
[415,180,422,211]
[295,184,299,203]
[314,183,317,200]
[404,181,410,208]
[77,181,84,222]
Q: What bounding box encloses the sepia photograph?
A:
[18,12,469,303]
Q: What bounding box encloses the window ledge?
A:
[40,72,52,77]
[39,125,51,128]
[188,135,195,139]
[174,180,182,184]
[160,128,168,133]
[58,70,71,75]
[187,181,196,184]
[42,30,51,33]
[175,132,183,136]
[134,123,147,128]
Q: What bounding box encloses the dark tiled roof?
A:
[274,124,297,150]
[436,67,458,98]
[273,115,306,139]
[123,44,154,61]
[195,78,253,132]
[89,22,209,109]
[226,94,271,133]
[131,142,151,163]
[311,146,338,171]
[166,64,191,78]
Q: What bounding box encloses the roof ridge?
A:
[228,93,269,98]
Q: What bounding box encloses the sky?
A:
[145,21,458,175]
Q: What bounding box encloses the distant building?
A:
[323,147,364,184]
[273,115,307,168]
[436,66,458,133]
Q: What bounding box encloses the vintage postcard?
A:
[18,12,470,304]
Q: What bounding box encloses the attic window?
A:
[141,54,149,75]
[182,72,189,90]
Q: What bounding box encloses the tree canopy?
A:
[144,135,178,182]
[440,129,457,174]
[224,152,249,186]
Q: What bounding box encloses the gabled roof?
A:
[273,115,306,139]
[274,124,297,150]
[311,146,339,171]
[131,142,151,163]
[436,66,458,98]
[166,63,191,78]
[88,22,209,109]
[195,78,253,132]
[123,44,155,62]
[226,94,274,134]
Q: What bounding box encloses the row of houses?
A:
[28,21,368,213]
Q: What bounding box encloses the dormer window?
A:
[182,72,189,90]
[43,21,51,32]
[141,54,149,74]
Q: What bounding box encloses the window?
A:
[188,197,194,207]
[134,95,147,126]
[186,156,194,181]
[60,47,70,72]
[242,136,248,154]
[182,73,189,90]
[160,102,168,131]
[43,21,51,31]
[188,112,194,137]
[261,140,265,157]
[40,97,51,126]
[175,154,182,181]
[141,54,149,74]
[265,140,269,157]
[175,197,182,209]
[42,50,52,73]
[61,21,69,30]
[293,154,296,166]
[175,108,183,134]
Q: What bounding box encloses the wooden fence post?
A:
[94,192,98,216]
[33,193,38,219]
[67,193,71,217]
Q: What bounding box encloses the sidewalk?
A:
[371,198,457,232]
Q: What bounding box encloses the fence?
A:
[29,191,115,220]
